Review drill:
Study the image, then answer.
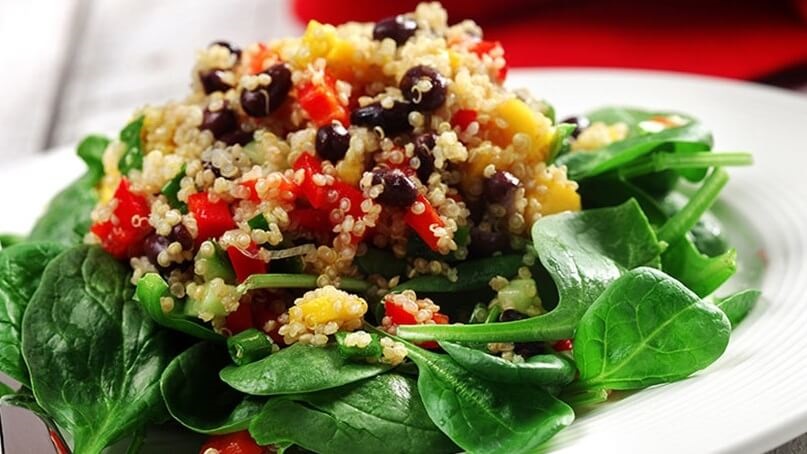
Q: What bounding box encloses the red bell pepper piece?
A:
[293,153,330,209]
[91,179,153,259]
[297,74,349,127]
[188,192,236,243]
[470,40,508,82]
[404,194,446,252]
[553,339,574,352]
[451,109,478,131]
[247,43,275,75]
[227,243,267,283]
[240,180,262,202]
[200,431,266,454]
[384,299,449,349]
[225,302,254,335]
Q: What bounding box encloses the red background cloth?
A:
[293,0,807,80]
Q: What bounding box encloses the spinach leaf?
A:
[0,242,65,385]
[220,343,389,396]
[249,374,457,454]
[578,175,668,225]
[0,381,13,397]
[0,234,24,249]
[713,289,761,328]
[440,341,575,386]
[404,343,574,453]
[557,112,712,181]
[29,135,110,245]
[394,254,523,293]
[0,387,47,419]
[356,247,406,279]
[398,200,661,343]
[118,116,146,174]
[22,245,176,454]
[135,273,223,341]
[162,342,263,434]
[574,267,731,390]
[662,237,736,297]
[548,123,576,162]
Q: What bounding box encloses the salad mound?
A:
[0,3,758,454]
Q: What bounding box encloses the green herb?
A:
[394,254,523,293]
[135,273,223,341]
[238,273,370,294]
[356,247,407,279]
[440,341,575,386]
[161,342,264,435]
[161,165,188,213]
[713,289,761,328]
[227,329,274,366]
[249,374,458,454]
[335,331,382,360]
[247,213,270,230]
[0,242,65,385]
[574,267,731,390]
[403,340,574,453]
[22,246,176,454]
[661,237,736,297]
[118,116,146,174]
[220,343,389,396]
[29,135,110,245]
[397,200,661,342]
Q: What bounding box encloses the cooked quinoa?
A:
[86,1,585,347]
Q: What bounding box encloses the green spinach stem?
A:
[657,168,729,245]
[618,152,751,179]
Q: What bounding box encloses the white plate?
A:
[2,69,807,454]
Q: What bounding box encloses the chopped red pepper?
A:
[247,43,275,75]
[188,192,236,243]
[293,153,330,209]
[297,74,349,127]
[225,302,254,335]
[227,243,267,283]
[553,339,574,352]
[200,431,266,454]
[240,180,262,202]
[384,299,449,349]
[470,40,508,82]
[404,194,446,252]
[451,109,478,131]
[91,179,153,259]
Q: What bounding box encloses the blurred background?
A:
[2,0,807,161]
[1,0,807,452]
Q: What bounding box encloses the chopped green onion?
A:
[227,328,275,366]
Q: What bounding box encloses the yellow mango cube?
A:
[488,98,554,162]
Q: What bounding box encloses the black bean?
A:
[220,128,254,147]
[199,69,232,94]
[240,64,292,117]
[372,15,418,46]
[170,224,194,251]
[559,115,590,138]
[316,122,351,162]
[143,233,170,266]
[499,309,528,322]
[413,133,436,181]
[350,101,413,136]
[483,170,520,203]
[513,342,546,358]
[201,106,238,140]
[210,40,242,60]
[400,65,447,112]
[469,227,510,257]
[371,168,418,207]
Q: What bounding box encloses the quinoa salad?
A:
[0,3,758,453]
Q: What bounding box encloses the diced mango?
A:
[536,178,581,216]
[488,98,554,162]
[289,286,368,329]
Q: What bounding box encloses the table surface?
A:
[0,0,805,452]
